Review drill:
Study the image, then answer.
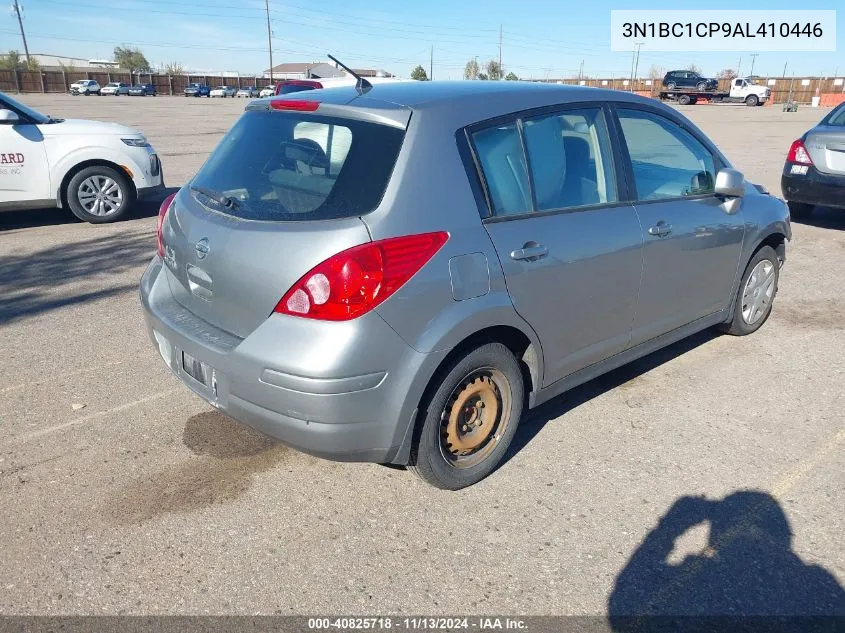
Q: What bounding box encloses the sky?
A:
[0,0,842,79]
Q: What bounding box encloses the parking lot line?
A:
[12,388,180,444]
[0,360,126,394]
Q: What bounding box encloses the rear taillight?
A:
[275,232,449,321]
[269,99,319,111]
[156,192,177,258]
[787,139,814,166]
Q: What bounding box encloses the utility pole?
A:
[782,61,788,78]
[498,25,502,80]
[737,57,742,77]
[578,59,584,80]
[629,42,643,91]
[12,0,30,63]
[633,43,643,88]
[749,53,758,78]
[265,0,273,83]
[430,45,433,81]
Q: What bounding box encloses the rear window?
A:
[277,84,316,95]
[826,104,845,126]
[190,110,405,221]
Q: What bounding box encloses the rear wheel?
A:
[408,343,524,490]
[720,246,779,336]
[65,165,134,223]
[787,201,814,220]
[746,94,759,107]
[667,81,677,90]
[678,94,692,105]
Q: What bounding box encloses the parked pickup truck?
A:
[659,77,771,106]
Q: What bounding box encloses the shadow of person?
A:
[608,491,845,633]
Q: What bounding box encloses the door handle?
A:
[648,222,672,238]
[510,243,548,261]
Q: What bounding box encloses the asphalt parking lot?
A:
[1,95,843,617]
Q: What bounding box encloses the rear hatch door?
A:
[160,97,409,339]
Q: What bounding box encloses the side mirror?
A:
[715,168,746,198]
[0,109,21,125]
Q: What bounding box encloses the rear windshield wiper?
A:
[190,185,241,212]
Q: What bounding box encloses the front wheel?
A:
[746,94,759,107]
[667,81,677,90]
[408,343,524,490]
[65,165,134,223]
[720,246,780,336]
[696,81,708,91]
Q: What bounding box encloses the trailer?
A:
[658,89,726,105]
[658,78,771,107]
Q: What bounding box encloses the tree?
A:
[505,72,518,81]
[463,58,479,80]
[686,63,703,75]
[485,59,503,81]
[0,51,39,71]
[718,68,738,79]
[647,64,666,79]
[164,62,185,75]
[114,46,151,74]
[0,50,23,71]
[410,65,429,81]
[57,60,77,73]
[477,72,489,80]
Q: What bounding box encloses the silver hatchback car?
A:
[141,81,790,489]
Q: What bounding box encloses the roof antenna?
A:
[328,54,372,95]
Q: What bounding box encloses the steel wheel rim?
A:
[741,259,776,325]
[77,175,123,216]
[439,367,512,470]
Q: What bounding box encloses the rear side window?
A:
[191,110,404,221]
[471,122,532,216]
[617,108,716,200]
[522,108,617,210]
[470,108,617,217]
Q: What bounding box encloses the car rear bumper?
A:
[782,165,845,209]
[139,257,443,463]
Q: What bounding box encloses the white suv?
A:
[69,80,101,96]
[0,91,164,223]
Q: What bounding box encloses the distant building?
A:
[262,61,394,80]
[29,54,119,70]
[263,62,344,80]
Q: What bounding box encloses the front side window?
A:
[522,108,617,211]
[617,108,716,201]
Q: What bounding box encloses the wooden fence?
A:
[2,70,844,104]
[0,70,275,95]
[540,77,845,105]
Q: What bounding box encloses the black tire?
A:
[65,165,134,224]
[408,343,524,490]
[667,81,677,90]
[787,201,814,220]
[720,246,780,336]
[696,81,708,91]
[746,94,759,107]
[678,94,692,106]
